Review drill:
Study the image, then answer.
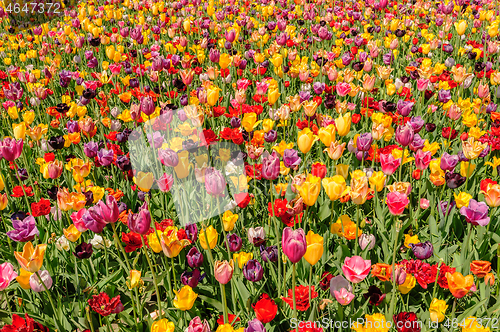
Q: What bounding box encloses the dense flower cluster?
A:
[0,0,499,331]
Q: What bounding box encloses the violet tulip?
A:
[281,227,307,263]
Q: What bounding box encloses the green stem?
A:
[102,236,110,277]
[221,283,228,324]
[140,236,162,320]
[292,263,298,332]
[3,290,11,316]
[387,217,400,321]
[111,222,132,270]
[354,204,361,255]
[35,271,62,331]
[86,308,95,332]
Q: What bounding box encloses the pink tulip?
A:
[336,82,351,97]
[281,227,307,264]
[414,150,432,170]
[70,209,89,232]
[386,192,409,215]
[380,153,401,175]
[0,262,18,290]
[420,198,430,210]
[0,138,23,162]
[342,256,371,283]
[333,288,355,305]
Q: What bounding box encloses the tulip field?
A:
[2,0,500,331]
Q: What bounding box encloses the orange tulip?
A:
[481,183,500,207]
[14,242,47,273]
[470,261,491,278]
[446,272,474,298]
[371,263,392,282]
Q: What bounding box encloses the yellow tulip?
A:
[241,112,261,132]
[398,274,416,294]
[454,20,467,36]
[268,88,280,106]
[14,242,47,273]
[161,231,190,258]
[318,124,336,146]
[222,211,238,232]
[151,318,175,332]
[16,268,32,290]
[173,285,198,311]
[12,122,26,139]
[134,172,154,192]
[454,192,472,209]
[322,176,348,201]
[233,252,253,269]
[429,298,448,323]
[63,224,82,243]
[207,85,220,106]
[303,231,324,265]
[368,171,386,192]
[174,150,192,179]
[295,174,321,206]
[460,162,476,178]
[297,128,317,154]
[219,53,232,69]
[127,270,144,290]
[199,225,218,250]
[335,112,351,136]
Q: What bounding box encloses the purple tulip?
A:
[3,82,23,101]
[140,96,155,116]
[97,149,114,166]
[395,124,414,147]
[181,269,204,288]
[440,152,459,171]
[227,233,243,252]
[0,138,23,161]
[438,89,451,103]
[262,151,280,180]
[245,319,266,332]
[409,116,425,133]
[185,224,198,243]
[409,241,434,260]
[460,199,490,226]
[329,275,353,296]
[356,133,373,152]
[127,202,151,234]
[209,48,220,63]
[187,247,204,268]
[243,260,264,282]
[358,234,376,251]
[147,131,164,149]
[439,200,456,218]
[204,168,226,196]
[281,227,307,263]
[84,141,100,158]
[7,216,39,242]
[397,100,414,117]
[29,270,53,293]
[260,245,278,262]
[313,82,326,94]
[158,148,179,167]
[283,149,301,169]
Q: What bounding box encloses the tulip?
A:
[350,174,371,205]
[322,175,348,201]
[342,256,371,283]
[414,150,432,170]
[359,234,376,251]
[14,242,47,273]
[454,20,467,35]
[380,153,401,175]
[205,168,226,196]
[303,231,324,265]
[395,124,414,147]
[243,260,264,282]
[459,199,490,226]
[324,141,346,160]
[0,137,23,161]
[7,215,39,242]
[446,272,474,298]
[297,128,316,154]
[295,174,321,206]
[0,262,17,290]
[330,275,354,305]
[126,270,142,290]
[63,224,82,243]
[481,183,500,207]
[429,298,448,323]
[222,211,238,232]
[248,227,266,246]
[281,227,307,264]
[207,85,220,106]
[185,317,210,332]
[226,234,242,252]
[318,124,336,147]
[134,172,155,192]
[245,319,266,332]
[386,192,409,215]
[368,171,386,192]
[262,151,280,180]
[29,270,52,293]
[173,285,198,311]
[199,226,218,250]
[214,260,234,284]
[470,260,492,278]
[335,112,351,136]
[151,319,175,332]
[161,231,190,258]
[409,241,433,260]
